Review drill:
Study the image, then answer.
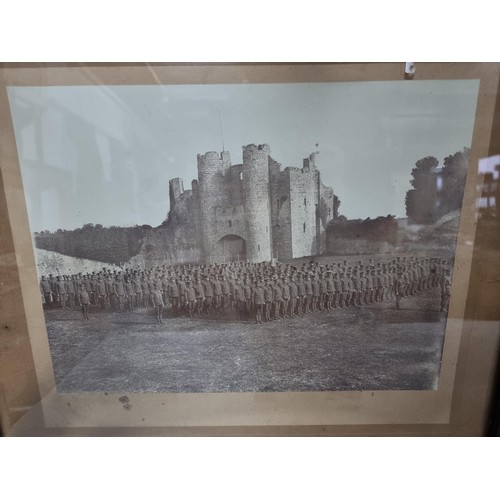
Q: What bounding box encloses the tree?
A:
[438,148,470,216]
[405,156,439,224]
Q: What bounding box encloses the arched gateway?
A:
[216,234,246,262]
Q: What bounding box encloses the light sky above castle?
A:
[8,80,479,233]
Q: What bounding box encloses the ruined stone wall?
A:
[242,144,273,262]
[169,177,184,211]
[319,182,335,254]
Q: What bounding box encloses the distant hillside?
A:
[35,249,122,278]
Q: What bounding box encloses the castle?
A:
[167,144,339,263]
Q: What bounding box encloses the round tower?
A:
[197,151,229,262]
[242,144,272,262]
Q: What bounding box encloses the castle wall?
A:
[288,167,318,258]
[242,144,273,262]
[269,165,293,260]
[165,144,338,265]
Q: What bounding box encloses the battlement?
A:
[198,151,220,162]
[302,152,317,170]
[197,150,232,177]
[243,143,271,155]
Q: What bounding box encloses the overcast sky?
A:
[7,80,479,233]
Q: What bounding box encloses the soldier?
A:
[55,276,67,310]
[326,271,335,310]
[304,275,313,313]
[40,276,52,306]
[272,278,283,320]
[358,271,367,306]
[202,274,214,315]
[296,274,306,315]
[124,277,134,311]
[96,276,107,309]
[114,275,126,313]
[340,273,348,308]
[83,274,92,306]
[78,283,90,320]
[161,273,169,307]
[263,278,273,321]
[152,283,165,324]
[145,273,154,308]
[133,276,143,309]
[48,274,57,303]
[281,276,290,318]
[440,269,452,313]
[89,273,98,305]
[194,277,205,316]
[220,275,231,312]
[105,273,114,307]
[63,276,74,308]
[184,280,197,318]
[395,272,406,310]
[318,273,327,311]
[365,271,375,304]
[230,278,241,318]
[288,274,298,317]
[253,279,265,324]
[242,278,252,317]
[352,270,361,307]
[211,274,223,313]
[168,277,179,315]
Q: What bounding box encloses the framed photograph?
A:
[1,63,499,435]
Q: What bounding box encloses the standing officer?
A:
[152,283,165,324]
[78,283,91,320]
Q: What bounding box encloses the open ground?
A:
[44,282,448,394]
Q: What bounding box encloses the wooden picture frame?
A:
[1,62,499,436]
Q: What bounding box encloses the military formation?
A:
[39,255,453,323]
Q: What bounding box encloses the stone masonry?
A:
[166,144,338,263]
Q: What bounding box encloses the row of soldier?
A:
[40,256,452,323]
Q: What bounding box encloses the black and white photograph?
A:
[7,79,480,394]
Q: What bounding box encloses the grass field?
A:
[44,284,448,393]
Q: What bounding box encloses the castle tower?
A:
[197,151,231,261]
[242,144,273,262]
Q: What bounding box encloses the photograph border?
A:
[1,62,499,435]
